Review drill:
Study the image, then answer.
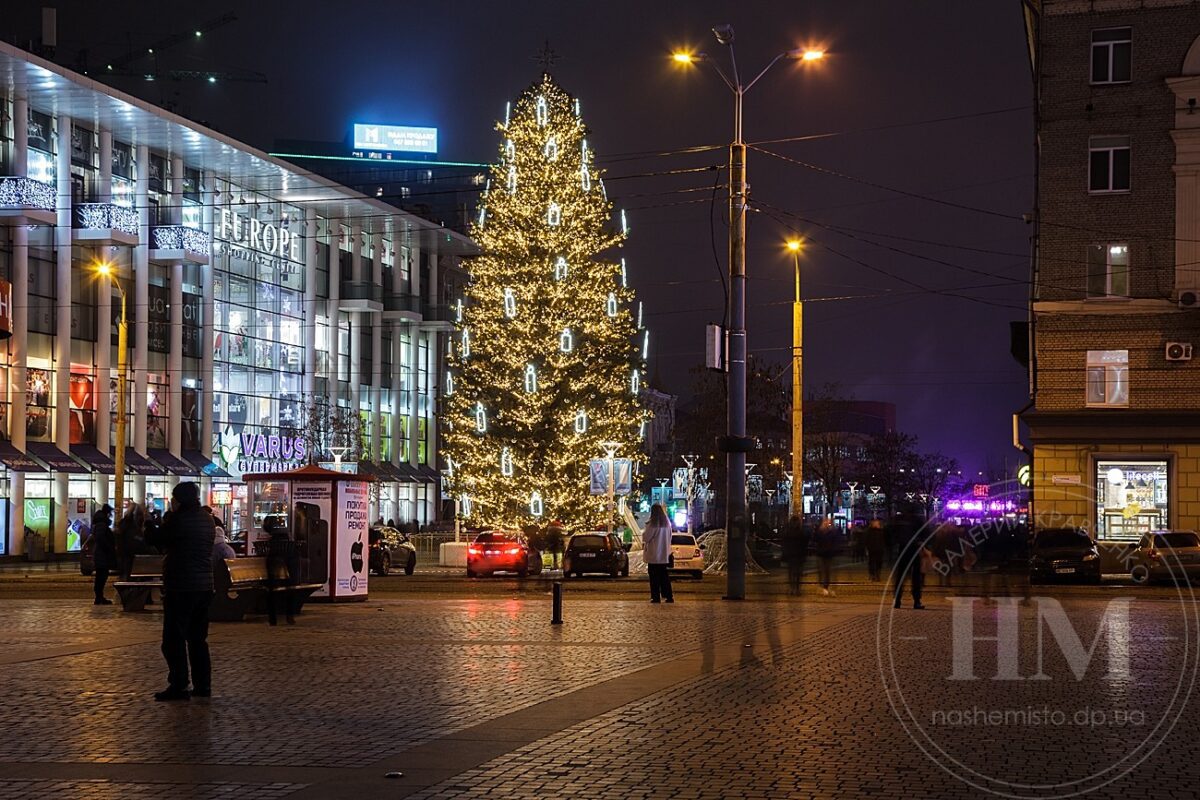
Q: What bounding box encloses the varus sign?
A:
[234,430,307,473]
[217,209,300,261]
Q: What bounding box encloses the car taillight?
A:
[693,549,702,558]
[469,546,481,555]
[506,547,520,555]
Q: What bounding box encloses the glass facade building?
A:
[0,43,471,557]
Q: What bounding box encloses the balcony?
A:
[149,225,210,265]
[73,203,139,246]
[420,302,456,331]
[339,280,383,313]
[0,176,56,226]
[382,292,422,321]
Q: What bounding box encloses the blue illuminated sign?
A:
[352,124,438,154]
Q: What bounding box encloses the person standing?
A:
[893,524,929,610]
[116,503,146,580]
[148,481,215,701]
[781,515,810,596]
[90,505,116,605]
[642,503,674,603]
[814,518,838,596]
[865,519,886,582]
[263,515,299,626]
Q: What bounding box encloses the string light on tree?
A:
[445,372,455,395]
[620,258,627,287]
[506,165,517,194]
[641,330,650,360]
[443,73,647,530]
[455,299,463,323]
[631,369,640,395]
[500,447,513,477]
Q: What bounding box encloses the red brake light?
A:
[506,547,520,555]
[469,546,481,555]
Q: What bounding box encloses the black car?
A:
[562,532,631,578]
[1029,527,1101,584]
[369,526,417,576]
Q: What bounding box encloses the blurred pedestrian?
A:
[147,481,215,701]
[90,504,115,605]
[893,525,929,610]
[642,503,674,604]
[865,519,886,582]
[264,515,299,626]
[781,514,810,595]
[814,518,838,596]
[116,503,147,580]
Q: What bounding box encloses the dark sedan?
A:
[562,532,630,578]
[1029,527,1101,584]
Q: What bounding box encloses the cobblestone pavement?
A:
[0,589,1195,799]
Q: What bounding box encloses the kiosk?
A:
[242,465,374,602]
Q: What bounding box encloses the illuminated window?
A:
[1086,349,1129,407]
[1086,244,1129,298]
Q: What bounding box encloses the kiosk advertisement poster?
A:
[292,482,332,597]
[335,481,370,598]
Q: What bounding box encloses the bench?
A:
[113,554,165,612]
[209,557,269,622]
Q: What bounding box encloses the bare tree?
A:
[910,451,959,516]
[290,398,365,467]
[863,431,919,518]
[804,386,851,518]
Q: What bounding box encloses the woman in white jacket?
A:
[642,503,674,603]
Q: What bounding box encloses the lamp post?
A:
[602,441,621,539]
[96,262,128,529]
[681,452,698,536]
[674,31,824,600]
[786,239,803,522]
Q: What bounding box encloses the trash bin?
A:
[25,532,46,562]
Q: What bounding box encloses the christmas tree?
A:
[443,74,646,530]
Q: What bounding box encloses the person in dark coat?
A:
[263,515,300,626]
[864,519,886,582]
[115,504,147,580]
[893,519,928,610]
[814,518,839,596]
[90,505,116,605]
[147,481,215,701]
[781,515,810,596]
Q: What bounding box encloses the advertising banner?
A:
[334,481,370,597]
[292,482,333,597]
[24,498,51,546]
[66,498,91,553]
[589,459,633,495]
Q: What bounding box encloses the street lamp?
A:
[786,239,804,522]
[602,441,621,540]
[96,261,128,527]
[673,29,824,601]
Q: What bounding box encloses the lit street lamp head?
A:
[787,47,826,62]
[95,260,112,277]
[712,24,735,46]
[786,239,803,252]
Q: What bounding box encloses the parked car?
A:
[562,532,630,578]
[669,532,705,579]
[1029,527,1101,584]
[467,531,535,578]
[369,525,417,576]
[1129,530,1200,584]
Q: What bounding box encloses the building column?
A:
[132,144,150,504]
[349,223,362,429]
[424,235,439,512]
[370,231,383,464]
[303,208,317,398]
[200,171,215,461]
[326,220,341,412]
[9,98,28,553]
[408,325,419,471]
[52,114,72,553]
[95,129,113,463]
[167,157,184,459]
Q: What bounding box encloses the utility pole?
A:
[788,240,803,521]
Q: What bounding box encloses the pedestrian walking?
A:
[642,503,674,604]
[263,515,300,625]
[865,519,886,582]
[893,525,929,610]
[89,504,115,605]
[814,518,838,596]
[147,481,215,701]
[781,515,809,595]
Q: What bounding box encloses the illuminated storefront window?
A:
[1096,459,1168,540]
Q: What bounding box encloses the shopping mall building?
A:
[0,42,473,558]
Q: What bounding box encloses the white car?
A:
[670,533,705,579]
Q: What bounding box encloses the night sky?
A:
[11,1,1034,474]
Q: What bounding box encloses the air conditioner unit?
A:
[1180,290,1200,309]
[1166,342,1194,362]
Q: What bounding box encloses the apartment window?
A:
[1091,28,1131,84]
[1086,244,1130,298]
[1086,349,1129,407]
[1089,136,1130,193]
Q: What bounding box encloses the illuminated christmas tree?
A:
[443,74,646,530]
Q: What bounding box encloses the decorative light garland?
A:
[547,202,561,226]
[500,447,513,477]
[503,288,517,318]
[524,363,538,393]
[554,256,568,280]
[606,292,618,317]
[559,328,574,353]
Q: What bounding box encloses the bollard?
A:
[551,580,563,625]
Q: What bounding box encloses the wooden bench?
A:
[113,554,165,612]
[209,557,269,622]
